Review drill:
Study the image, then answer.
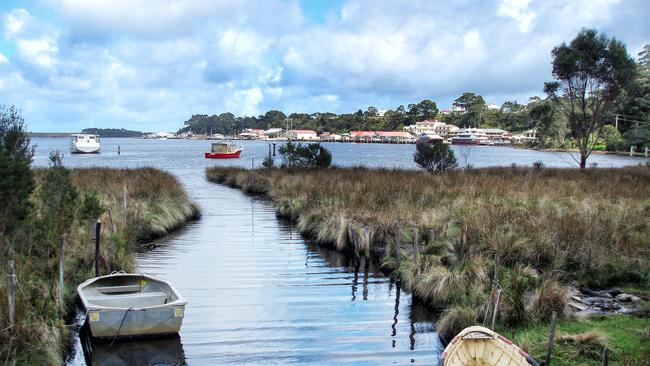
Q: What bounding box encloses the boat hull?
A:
[451,139,480,145]
[86,305,185,338]
[77,273,187,339]
[440,326,539,366]
[204,149,242,159]
[71,146,101,154]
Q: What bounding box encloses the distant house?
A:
[239,128,265,140]
[512,129,537,144]
[404,120,459,138]
[350,130,415,143]
[376,131,416,143]
[264,128,284,139]
[287,129,318,140]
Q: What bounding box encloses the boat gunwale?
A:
[77,273,187,312]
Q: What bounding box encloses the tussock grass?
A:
[207,165,650,340]
[1,167,198,364]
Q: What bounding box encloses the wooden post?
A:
[493,252,500,286]
[251,157,254,169]
[394,226,401,265]
[629,145,634,157]
[123,182,128,227]
[413,226,420,257]
[118,144,121,155]
[59,235,66,312]
[545,311,557,366]
[7,260,16,333]
[428,229,435,245]
[268,144,272,160]
[95,221,102,277]
[273,143,276,156]
[602,347,609,366]
[645,146,648,158]
[491,289,502,330]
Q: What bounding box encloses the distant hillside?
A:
[81,128,143,137]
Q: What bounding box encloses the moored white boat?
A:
[439,326,539,366]
[70,134,101,153]
[77,273,187,338]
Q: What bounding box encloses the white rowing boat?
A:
[440,326,539,366]
[77,273,187,338]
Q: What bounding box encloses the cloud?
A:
[497,0,536,32]
[0,0,648,132]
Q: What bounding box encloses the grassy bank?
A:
[0,167,199,365]
[206,165,650,364]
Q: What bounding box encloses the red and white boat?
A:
[204,141,242,159]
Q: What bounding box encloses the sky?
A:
[0,0,648,132]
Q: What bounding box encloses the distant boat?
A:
[439,326,539,366]
[70,134,101,153]
[451,133,482,145]
[204,141,242,159]
[77,273,187,338]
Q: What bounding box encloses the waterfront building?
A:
[287,129,319,140]
[404,120,459,138]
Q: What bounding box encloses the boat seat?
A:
[95,285,142,294]
[87,291,169,308]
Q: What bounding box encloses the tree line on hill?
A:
[179,34,649,160]
[81,128,144,137]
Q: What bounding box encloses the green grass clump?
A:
[511,314,650,365]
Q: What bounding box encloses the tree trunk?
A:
[579,153,587,169]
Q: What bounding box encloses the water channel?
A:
[28,138,647,365]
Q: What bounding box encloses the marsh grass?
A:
[207,165,650,342]
[0,167,198,364]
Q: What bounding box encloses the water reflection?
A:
[81,332,186,366]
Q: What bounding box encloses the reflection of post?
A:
[391,282,401,338]
[362,258,369,301]
[351,258,360,301]
[409,310,416,351]
[251,195,255,245]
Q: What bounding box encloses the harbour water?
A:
[28,138,646,365]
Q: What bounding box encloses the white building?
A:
[287,129,319,141]
[404,120,459,138]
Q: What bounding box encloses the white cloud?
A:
[16,38,58,68]
[226,87,264,116]
[3,8,30,37]
[0,53,8,63]
[497,0,536,32]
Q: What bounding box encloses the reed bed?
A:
[207,166,650,341]
[0,167,199,365]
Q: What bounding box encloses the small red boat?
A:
[204,142,242,159]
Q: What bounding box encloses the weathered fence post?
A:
[268,144,272,160]
[645,146,648,158]
[545,311,557,366]
[7,260,16,333]
[251,157,254,169]
[272,143,276,156]
[95,220,102,277]
[602,347,609,366]
[59,235,67,312]
[629,145,634,157]
[118,144,121,155]
[394,226,401,266]
[123,182,128,227]
[491,288,502,330]
[413,226,420,257]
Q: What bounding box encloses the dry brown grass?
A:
[207,165,650,331]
